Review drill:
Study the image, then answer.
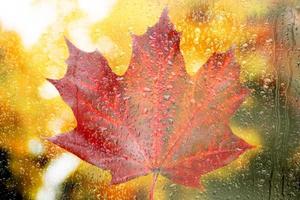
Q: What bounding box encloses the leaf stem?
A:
[150,172,159,200]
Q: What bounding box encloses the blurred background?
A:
[0,0,299,199]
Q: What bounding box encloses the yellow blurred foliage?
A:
[0,0,274,199]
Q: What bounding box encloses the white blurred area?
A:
[28,138,44,155]
[0,0,57,47]
[78,0,116,22]
[38,81,60,99]
[0,0,116,48]
[36,153,80,200]
[0,1,116,199]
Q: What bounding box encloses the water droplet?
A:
[123,96,131,100]
[164,94,170,100]
[167,85,173,89]
[144,87,151,92]
[143,108,148,114]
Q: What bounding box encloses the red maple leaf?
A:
[48,9,253,199]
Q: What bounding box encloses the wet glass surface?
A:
[0,1,300,199]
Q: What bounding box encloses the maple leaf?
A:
[48,9,253,199]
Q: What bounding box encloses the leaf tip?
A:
[46,78,58,87]
[160,7,170,21]
[240,138,256,152]
[46,135,59,144]
[64,37,80,56]
[158,7,173,29]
